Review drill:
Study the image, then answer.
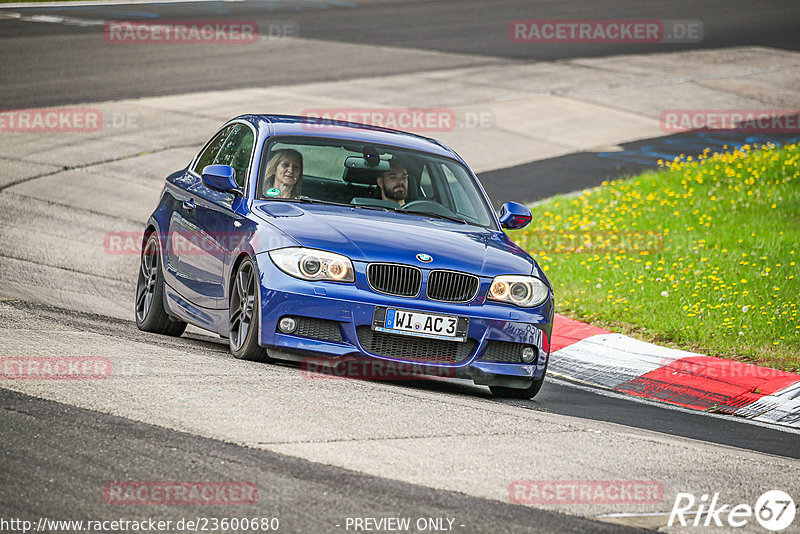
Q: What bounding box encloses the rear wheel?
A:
[135,233,187,336]
[229,258,270,362]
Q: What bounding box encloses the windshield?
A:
[257,137,496,228]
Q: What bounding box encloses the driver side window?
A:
[213,124,255,187]
[193,125,234,174]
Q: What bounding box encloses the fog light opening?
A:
[520,345,538,364]
[279,316,298,334]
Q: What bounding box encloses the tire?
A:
[489,360,548,400]
[489,376,545,399]
[229,258,270,362]
[135,232,187,337]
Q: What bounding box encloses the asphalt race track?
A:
[2,0,800,108]
[0,387,628,534]
[1,1,800,532]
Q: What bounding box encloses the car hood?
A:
[253,202,542,279]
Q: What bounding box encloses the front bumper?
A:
[255,253,553,385]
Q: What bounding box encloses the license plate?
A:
[372,307,468,342]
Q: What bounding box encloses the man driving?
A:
[376,160,408,206]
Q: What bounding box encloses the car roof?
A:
[235,114,463,162]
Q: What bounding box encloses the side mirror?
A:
[498,201,532,230]
[201,165,240,194]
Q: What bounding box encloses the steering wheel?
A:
[399,200,451,214]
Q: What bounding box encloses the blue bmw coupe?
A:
[136,115,554,398]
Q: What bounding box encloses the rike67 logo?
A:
[669,490,795,531]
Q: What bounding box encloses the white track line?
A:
[0,12,105,25]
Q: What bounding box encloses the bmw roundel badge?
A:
[416,253,433,263]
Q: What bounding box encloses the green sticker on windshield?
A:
[266,188,280,197]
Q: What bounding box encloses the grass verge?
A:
[510,143,799,372]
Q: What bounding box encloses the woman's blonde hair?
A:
[263,149,303,197]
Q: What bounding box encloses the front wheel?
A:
[135,233,187,337]
[490,376,545,400]
[229,258,270,362]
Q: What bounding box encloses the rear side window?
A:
[214,124,255,187]
[193,125,234,174]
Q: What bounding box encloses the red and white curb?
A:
[548,315,800,429]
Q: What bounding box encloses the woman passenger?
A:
[263,149,303,198]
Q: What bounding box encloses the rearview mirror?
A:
[498,201,532,230]
[344,156,390,172]
[201,165,240,194]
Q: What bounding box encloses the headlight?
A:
[269,247,355,283]
[487,275,549,307]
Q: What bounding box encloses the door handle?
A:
[182,198,196,212]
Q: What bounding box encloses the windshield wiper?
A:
[353,204,394,212]
[295,197,396,212]
[407,211,468,224]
